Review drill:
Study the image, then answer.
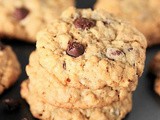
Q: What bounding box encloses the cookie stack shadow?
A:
[20,7,147,120]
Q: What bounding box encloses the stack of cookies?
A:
[21,7,147,120]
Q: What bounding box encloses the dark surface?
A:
[0,0,160,120]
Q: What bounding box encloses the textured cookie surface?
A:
[25,51,129,108]
[0,45,21,94]
[0,0,74,42]
[95,0,160,47]
[21,80,132,120]
[37,7,147,90]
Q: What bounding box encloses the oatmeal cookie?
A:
[95,0,160,47]
[0,43,21,94]
[26,51,128,108]
[36,7,147,90]
[0,0,74,42]
[21,80,132,120]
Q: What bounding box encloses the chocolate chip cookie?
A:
[0,43,21,94]
[21,80,132,120]
[37,7,147,91]
[0,0,74,42]
[150,52,160,95]
[25,51,128,108]
[95,0,160,47]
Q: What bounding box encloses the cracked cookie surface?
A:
[0,0,74,42]
[21,80,132,120]
[0,45,21,94]
[95,0,160,47]
[36,7,147,90]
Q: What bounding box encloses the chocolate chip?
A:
[0,42,5,50]
[128,48,133,52]
[73,17,96,30]
[13,7,29,20]
[1,98,20,111]
[106,48,124,60]
[111,50,122,56]
[66,41,85,57]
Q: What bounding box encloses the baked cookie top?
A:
[0,44,21,94]
[95,0,160,46]
[37,7,147,90]
[21,79,132,120]
[0,0,74,42]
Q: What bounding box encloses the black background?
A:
[0,0,160,120]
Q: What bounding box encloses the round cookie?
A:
[21,80,132,120]
[36,7,147,90]
[26,51,128,108]
[0,43,21,94]
[95,0,160,47]
[0,0,74,42]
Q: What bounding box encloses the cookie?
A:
[0,0,74,42]
[36,7,147,90]
[25,51,128,108]
[154,78,160,96]
[150,52,160,95]
[95,0,160,47]
[21,80,132,120]
[0,43,21,94]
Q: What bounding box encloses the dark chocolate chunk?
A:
[73,17,96,30]
[66,41,85,57]
[13,7,29,20]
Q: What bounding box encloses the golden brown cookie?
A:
[37,7,147,91]
[95,0,160,47]
[0,43,21,94]
[25,51,128,108]
[0,0,74,42]
[21,80,132,120]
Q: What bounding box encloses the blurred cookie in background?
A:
[0,0,75,42]
[0,42,21,94]
[95,0,160,47]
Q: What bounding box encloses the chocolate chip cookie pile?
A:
[20,7,147,120]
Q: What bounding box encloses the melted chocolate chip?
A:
[73,17,96,30]
[106,48,124,60]
[111,50,122,56]
[2,98,20,111]
[13,7,29,20]
[66,41,85,57]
